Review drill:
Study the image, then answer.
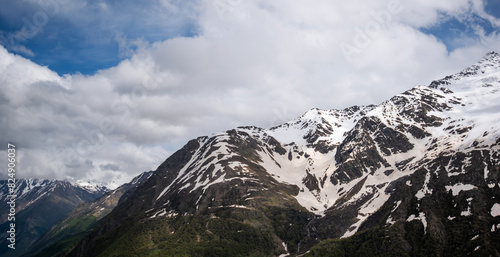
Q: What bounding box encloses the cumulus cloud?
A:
[1,0,499,187]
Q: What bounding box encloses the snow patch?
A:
[150,209,178,219]
[392,200,402,212]
[491,203,500,217]
[445,183,477,196]
[415,172,432,200]
[461,208,472,216]
[406,212,427,233]
[279,242,289,257]
[226,204,248,209]
[341,219,364,238]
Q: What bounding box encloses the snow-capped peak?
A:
[430,51,500,89]
[479,51,500,66]
[73,180,110,192]
[457,51,500,77]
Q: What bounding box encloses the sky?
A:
[1,0,500,188]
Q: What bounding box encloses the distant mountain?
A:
[0,179,109,257]
[72,180,113,194]
[58,52,500,256]
[23,171,154,257]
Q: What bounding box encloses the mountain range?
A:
[0,179,108,257]
[4,52,500,256]
[23,171,154,257]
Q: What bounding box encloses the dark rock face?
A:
[331,116,413,185]
[303,171,321,193]
[308,149,500,256]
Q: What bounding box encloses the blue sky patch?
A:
[0,0,198,75]
[1,0,499,75]
[485,0,500,18]
[421,12,498,52]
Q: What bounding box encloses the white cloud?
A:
[1,0,500,187]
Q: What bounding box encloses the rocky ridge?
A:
[66,52,500,256]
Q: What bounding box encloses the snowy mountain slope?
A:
[254,52,500,237]
[0,179,109,224]
[0,179,108,257]
[70,52,500,256]
[72,180,113,193]
[24,171,153,257]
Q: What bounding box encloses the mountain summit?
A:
[68,53,500,256]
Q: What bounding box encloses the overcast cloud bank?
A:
[1,0,499,187]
